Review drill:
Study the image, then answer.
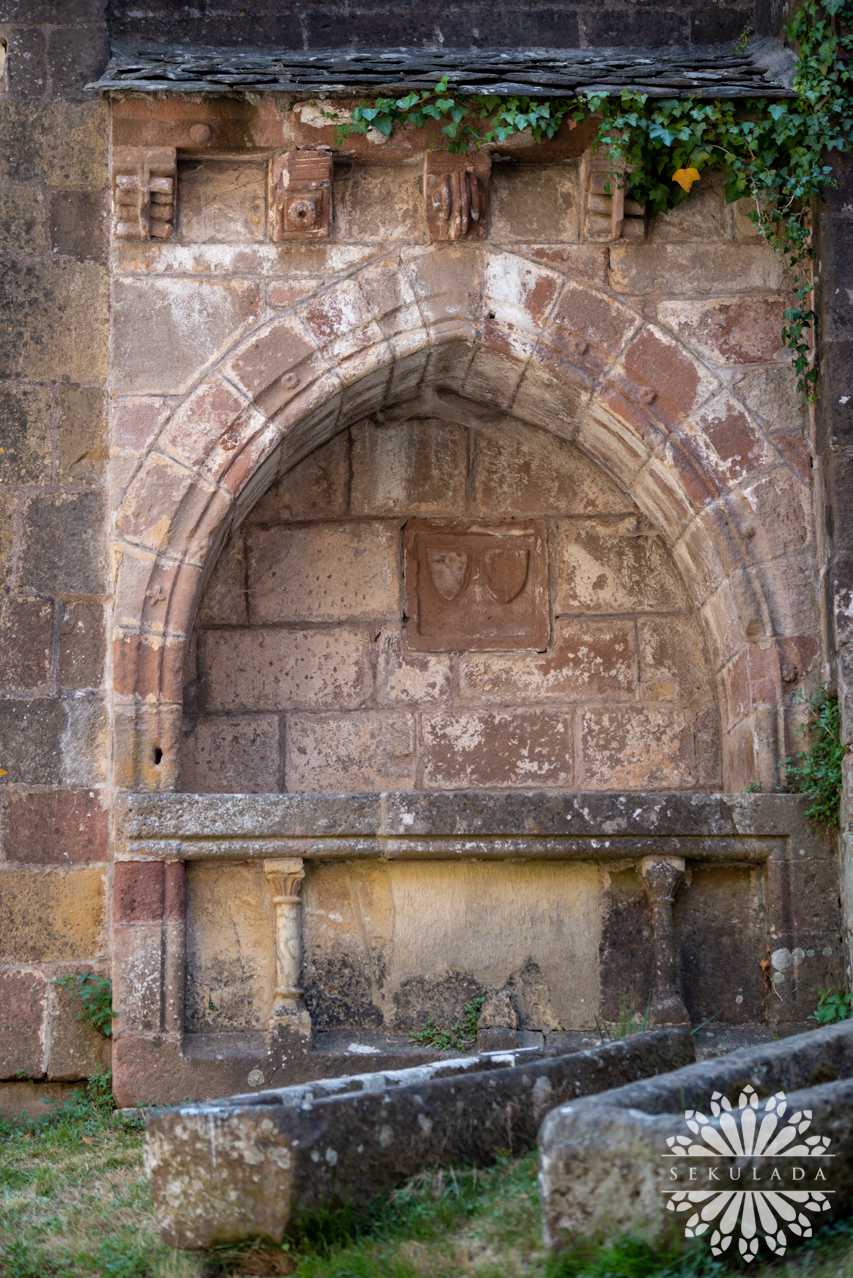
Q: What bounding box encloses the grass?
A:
[3,1082,853,1278]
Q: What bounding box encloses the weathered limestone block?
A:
[540,1022,853,1255]
[146,1029,695,1249]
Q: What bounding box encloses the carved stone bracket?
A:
[639,855,690,1027]
[269,151,333,241]
[112,146,176,241]
[425,151,490,242]
[581,151,645,243]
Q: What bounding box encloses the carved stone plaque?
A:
[404,520,548,651]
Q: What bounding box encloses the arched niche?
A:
[111,248,819,794]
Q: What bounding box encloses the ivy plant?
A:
[327,0,853,397]
[784,683,845,826]
[53,972,115,1038]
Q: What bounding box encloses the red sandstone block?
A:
[633,458,695,541]
[462,344,527,412]
[286,710,416,791]
[113,703,182,792]
[220,422,283,499]
[6,791,108,866]
[719,649,752,729]
[422,709,573,788]
[774,436,812,484]
[2,597,53,691]
[376,628,451,706]
[472,427,631,520]
[164,862,185,922]
[400,244,484,332]
[457,620,638,705]
[637,616,713,703]
[268,278,326,311]
[300,279,384,365]
[0,970,46,1079]
[700,580,750,672]
[681,392,775,492]
[113,633,184,704]
[357,254,424,344]
[722,714,759,791]
[114,552,203,640]
[180,714,282,792]
[555,519,687,615]
[611,325,720,429]
[115,455,198,551]
[670,503,738,606]
[114,861,165,924]
[338,364,391,424]
[658,297,788,366]
[157,378,253,478]
[247,524,399,625]
[112,399,168,453]
[47,964,111,1081]
[546,279,642,373]
[580,706,696,789]
[724,469,814,567]
[111,924,165,1034]
[524,244,610,287]
[222,314,325,418]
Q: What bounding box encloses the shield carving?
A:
[425,547,471,600]
[484,547,529,603]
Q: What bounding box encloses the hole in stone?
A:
[487,311,496,319]
[153,746,163,765]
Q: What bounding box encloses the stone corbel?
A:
[424,151,490,242]
[112,146,176,241]
[639,855,690,1027]
[269,151,333,241]
[263,856,313,1051]
[581,151,645,243]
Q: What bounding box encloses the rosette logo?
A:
[663,1084,833,1260]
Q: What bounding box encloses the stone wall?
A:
[0,0,845,1109]
[106,0,762,50]
[0,1,111,1096]
[184,414,720,793]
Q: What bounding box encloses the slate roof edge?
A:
[88,36,797,98]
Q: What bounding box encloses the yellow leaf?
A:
[0,770,6,777]
[81,1136,94,1145]
[672,167,701,192]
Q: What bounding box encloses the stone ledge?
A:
[116,790,831,863]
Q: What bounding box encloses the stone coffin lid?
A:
[91,38,796,97]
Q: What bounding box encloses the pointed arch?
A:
[111,245,818,792]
